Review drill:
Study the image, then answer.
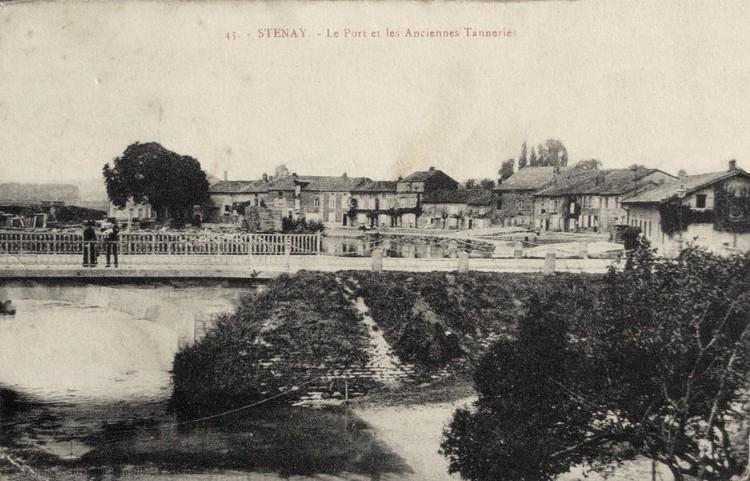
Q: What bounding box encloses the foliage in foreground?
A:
[441,246,750,481]
[171,272,370,412]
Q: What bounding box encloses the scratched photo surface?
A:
[1,2,749,481]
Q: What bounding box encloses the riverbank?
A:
[171,270,602,409]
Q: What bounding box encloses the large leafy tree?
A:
[102,142,210,220]
[541,139,568,167]
[518,141,528,169]
[499,158,514,182]
[442,246,750,481]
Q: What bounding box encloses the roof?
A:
[623,169,750,204]
[422,189,494,205]
[401,169,453,183]
[495,166,578,191]
[266,175,369,192]
[299,176,369,192]
[535,168,669,196]
[351,180,398,193]
[209,180,268,194]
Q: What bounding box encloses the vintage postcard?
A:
[1,1,749,481]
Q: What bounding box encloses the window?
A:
[329,195,337,209]
[553,199,559,210]
[696,194,707,209]
[314,197,320,208]
[604,197,609,208]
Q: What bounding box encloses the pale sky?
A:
[2,0,750,185]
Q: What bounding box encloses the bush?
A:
[442,247,750,481]
[171,272,369,413]
[281,217,325,234]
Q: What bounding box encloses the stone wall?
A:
[0,282,243,347]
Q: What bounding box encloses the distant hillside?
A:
[70,178,108,202]
[0,183,79,203]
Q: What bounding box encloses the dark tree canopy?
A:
[499,158,514,181]
[528,146,538,166]
[518,142,528,169]
[442,246,750,481]
[525,139,568,168]
[575,158,603,170]
[478,178,496,190]
[103,142,210,220]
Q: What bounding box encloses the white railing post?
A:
[543,252,556,275]
[285,236,291,265]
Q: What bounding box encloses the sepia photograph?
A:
[1,1,749,480]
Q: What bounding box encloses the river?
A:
[0,290,412,481]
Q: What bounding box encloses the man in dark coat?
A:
[104,221,119,268]
[82,221,97,267]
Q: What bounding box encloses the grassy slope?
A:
[172,270,601,410]
[345,271,600,370]
[171,272,372,411]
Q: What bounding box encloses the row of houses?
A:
[496,160,750,254]
[107,159,750,255]
[207,167,495,230]
[495,165,677,232]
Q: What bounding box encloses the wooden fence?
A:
[0,231,322,258]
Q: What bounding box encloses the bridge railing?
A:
[0,231,321,264]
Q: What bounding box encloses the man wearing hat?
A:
[103,220,120,268]
[82,221,97,267]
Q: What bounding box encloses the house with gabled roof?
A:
[349,180,400,227]
[264,172,369,224]
[420,188,495,229]
[622,160,750,256]
[534,167,675,233]
[494,166,592,227]
[347,167,461,229]
[208,179,269,222]
[296,174,369,224]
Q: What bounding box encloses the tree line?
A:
[499,139,605,182]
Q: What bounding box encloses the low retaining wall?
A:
[0,283,233,347]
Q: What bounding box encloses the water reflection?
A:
[323,234,494,258]
[0,296,408,480]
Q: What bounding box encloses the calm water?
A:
[323,235,494,258]
[0,296,408,480]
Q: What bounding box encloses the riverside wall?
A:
[0,282,245,347]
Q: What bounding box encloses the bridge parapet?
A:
[0,231,322,263]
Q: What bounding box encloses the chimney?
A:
[223,170,228,181]
[429,166,435,171]
[729,159,737,171]
[262,173,268,182]
[342,172,347,179]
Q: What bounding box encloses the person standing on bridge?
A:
[104,220,119,268]
[82,221,97,267]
